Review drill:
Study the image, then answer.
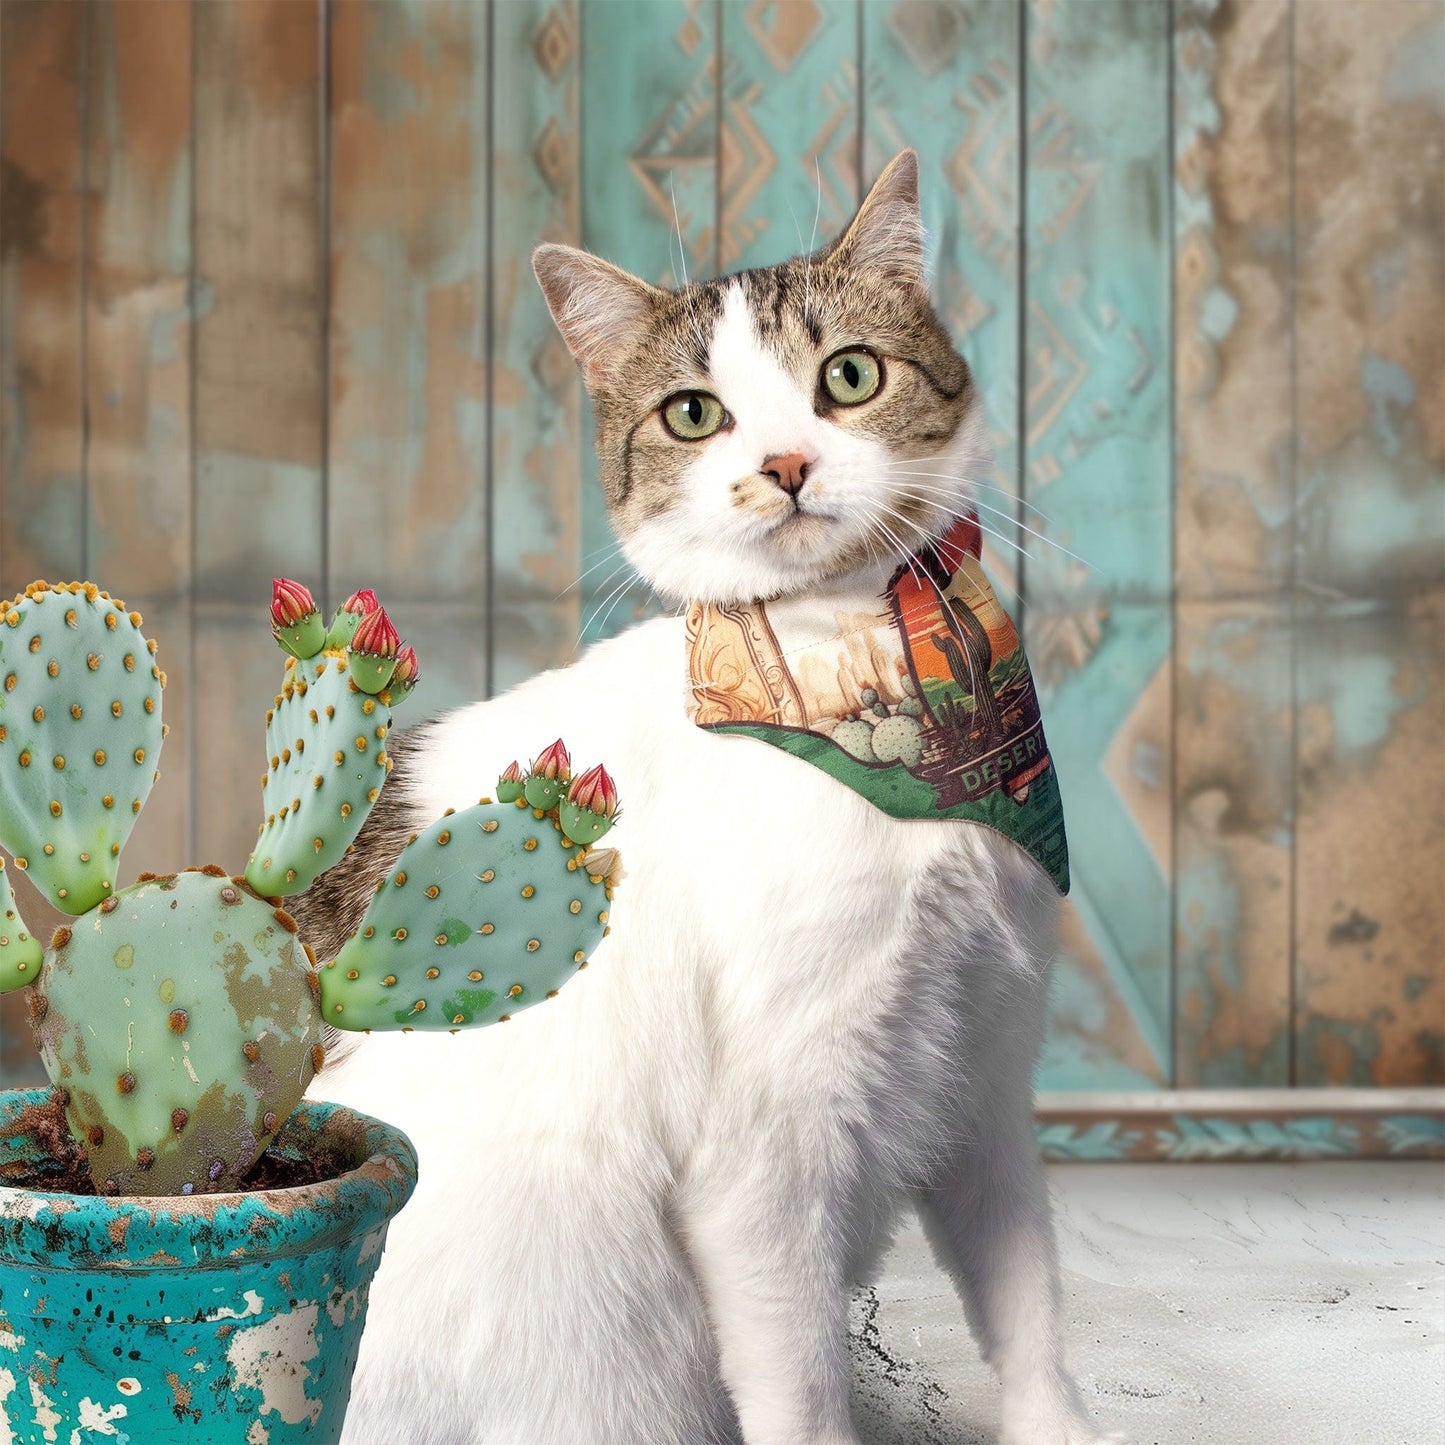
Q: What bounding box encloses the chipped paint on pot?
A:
[0,1089,417,1443]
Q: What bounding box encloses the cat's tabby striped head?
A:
[534,151,984,605]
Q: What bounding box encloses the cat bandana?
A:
[684,513,1069,892]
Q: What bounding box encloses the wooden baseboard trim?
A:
[1034,1088,1445,1161]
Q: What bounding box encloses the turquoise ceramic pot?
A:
[0,1089,417,1444]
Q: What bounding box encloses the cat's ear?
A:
[830,150,925,290]
[532,244,662,389]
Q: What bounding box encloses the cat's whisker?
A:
[570,558,634,613]
[805,156,822,329]
[556,543,626,600]
[885,480,1097,572]
[668,170,712,364]
[580,567,644,642]
[881,463,1058,527]
[593,575,646,640]
[668,171,690,290]
[862,509,928,591]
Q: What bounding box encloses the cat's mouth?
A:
[765,505,838,553]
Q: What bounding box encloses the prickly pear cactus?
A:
[0,574,623,1197]
[318,777,619,1031]
[245,652,394,898]
[0,857,42,992]
[33,869,321,1196]
[0,583,166,913]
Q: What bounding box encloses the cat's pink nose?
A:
[763,451,811,496]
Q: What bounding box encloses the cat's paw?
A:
[999,1405,1134,1445]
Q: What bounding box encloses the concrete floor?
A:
[850,1163,1444,1445]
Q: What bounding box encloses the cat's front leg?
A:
[914,1100,1134,1445]
[676,1149,862,1445]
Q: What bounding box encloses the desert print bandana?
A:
[685,513,1069,893]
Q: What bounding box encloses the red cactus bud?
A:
[351,606,400,659]
[391,644,419,684]
[271,578,318,628]
[569,763,619,817]
[342,587,380,616]
[531,738,572,782]
[499,760,524,784]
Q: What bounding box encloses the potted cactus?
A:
[0,579,621,1443]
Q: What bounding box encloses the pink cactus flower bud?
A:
[531,738,572,782]
[391,643,419,684]
[342,587,380,616]
[351,606,400,659]
[271,577,318,628]
[499,760,524,784]
[568,763,619,817]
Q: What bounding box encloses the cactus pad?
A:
[0,857,42,993]
[245,653,393,898]
[0,583,165,913]
[870,714,924,768]
[32,869,322,1195]
[319,798,614,1032]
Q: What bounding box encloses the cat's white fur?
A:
[318,271,1129,1444]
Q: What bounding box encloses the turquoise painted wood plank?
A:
[0,0,87,591]
[82,0,193,606]
[193,0,324,604]
[717,0,859,273]
[1172,0,1294,1087]
[192,0,325,869]
[1292,0,1444,1086]
[1023,0,1172,1088]
[490,0,585,695]
[863,0,1023,608]
[327,0,491,613]
[1035,602,1172,1090]
[578,0,717,644]
[1023,0,1171,602]
[82,0,195,879]
[0,1,86,1089]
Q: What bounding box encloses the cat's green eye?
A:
[822,349,881,406]
[662,391,727,441]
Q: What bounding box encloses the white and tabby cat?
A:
[299,151,1130,1445]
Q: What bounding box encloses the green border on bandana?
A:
[708,721,1070,894]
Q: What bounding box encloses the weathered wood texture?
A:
[193,0,325,872]
[1,0,1442,1096]
[490,0,583,692]
[1172,0,1294,1086]
[1024,0,1174,1087]
[1290,0,1444,1086]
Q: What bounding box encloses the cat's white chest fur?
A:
[316,616,1103,1445]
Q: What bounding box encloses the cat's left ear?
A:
[830,150,925,291]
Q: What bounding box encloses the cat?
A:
[298,150,1131,1445]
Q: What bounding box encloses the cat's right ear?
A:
[532,244,661,390]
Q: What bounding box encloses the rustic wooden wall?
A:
[2,0,1441,1101]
